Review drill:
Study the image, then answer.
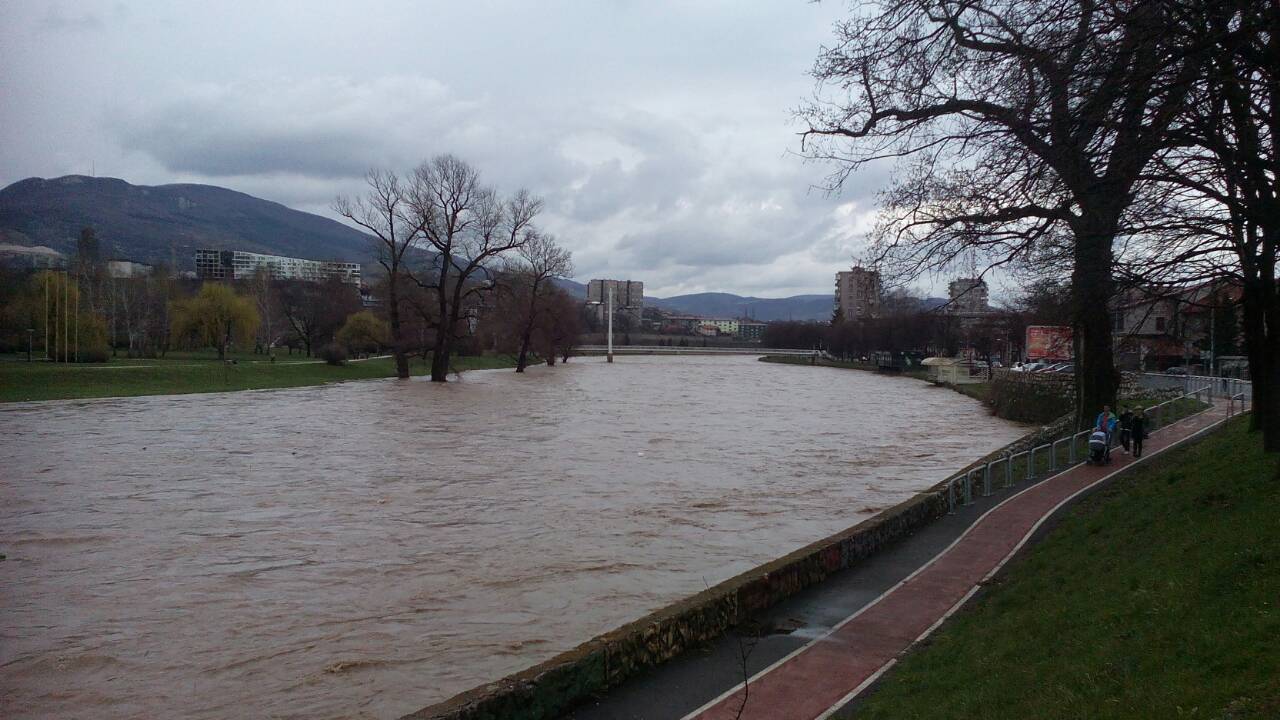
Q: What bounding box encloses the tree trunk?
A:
[386,275,409,379]
[1259,265,1280,452]
[430,262,453,382]
[430,330,452,381]
[1241,276,1267,434]
[431,296,459,382]
[1071,220,1120,430]
[516,277,542,373]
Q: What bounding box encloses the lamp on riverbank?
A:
[587,286,615,363]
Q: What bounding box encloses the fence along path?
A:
[684,390,1232,720]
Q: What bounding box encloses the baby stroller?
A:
[1087,429,1110,465]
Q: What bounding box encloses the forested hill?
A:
[548,283,833,321]
[648,292,832,321]
[3,176,836,320]
[0,175,373,267]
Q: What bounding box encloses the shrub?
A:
[318,343,347,366]
[335,311,389,355]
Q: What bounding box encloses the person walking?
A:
[1118,408,1134,453]
[1131,408,1148,458]
[1095,405,1115,431]
[1095,405,1117,461]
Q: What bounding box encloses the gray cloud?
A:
[1,0,898,297]
[111,76,475,178]
[39,5,105,32]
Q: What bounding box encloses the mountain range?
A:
[0,175,372,268]
[2,175,837,320]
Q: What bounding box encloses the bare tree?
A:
[1126,1,1280,449]
[512,233,573,372]
[334,170,421,379]
[537,287,583,365]
[278,278,361,357]
[802,0,1208,428]
[408,154,542,382]
[248,268,283,355]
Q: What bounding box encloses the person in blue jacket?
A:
[1095,405,1115,431]
[1096,405,1118,461]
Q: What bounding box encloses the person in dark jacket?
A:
[1130,408,1148,458]
[1119,408,1134,453]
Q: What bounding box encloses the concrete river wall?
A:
[404,408,1055,720]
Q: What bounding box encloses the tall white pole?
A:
[606,284,614,363]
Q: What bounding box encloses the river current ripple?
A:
[1,356,1024,719]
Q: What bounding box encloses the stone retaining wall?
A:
[401,429,1046,720]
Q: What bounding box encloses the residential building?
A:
[1112,281,1243,372]
[737,321,766,341]
[834,266,881,321]
[587,278,644,326]
[106,259,154,278]
[0,244,66,268]
[947,278,991,313]
[194,249,361,285]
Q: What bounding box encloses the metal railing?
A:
[942,383,1220,513]
[1138,372,1252,401]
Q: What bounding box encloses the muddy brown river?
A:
[1,356,1024,719]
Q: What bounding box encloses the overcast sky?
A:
[0,1,906,298]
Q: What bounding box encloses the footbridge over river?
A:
[576,345,815,356]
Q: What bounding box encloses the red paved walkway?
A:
[684,404,1230,720]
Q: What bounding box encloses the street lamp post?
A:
[586,285,616,363]
[606,285,614,363]
[27,328,34,362]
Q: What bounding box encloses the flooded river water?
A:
[1,356,1024,719]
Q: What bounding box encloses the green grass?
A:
[948,382,992,403]
[848,418,1280,720]
[759,354,868,369]
[0,353,518,402]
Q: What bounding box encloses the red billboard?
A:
[1026,325,1073,360]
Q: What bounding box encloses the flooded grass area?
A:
[0,353,516,402]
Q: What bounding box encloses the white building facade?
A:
[195,249,361,285]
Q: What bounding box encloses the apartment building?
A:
[194,249,361,285]
[834,267,881,321]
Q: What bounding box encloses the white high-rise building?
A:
[947,278,990,313]
[195,249,361,285]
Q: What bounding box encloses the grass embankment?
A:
[0,352,518,403]
[848,418,1279,720]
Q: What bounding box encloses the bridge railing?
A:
[942,383,1217,513]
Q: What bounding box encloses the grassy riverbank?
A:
[847,418,1279,719]
[759,354,932,381]
[0,352,518,402]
